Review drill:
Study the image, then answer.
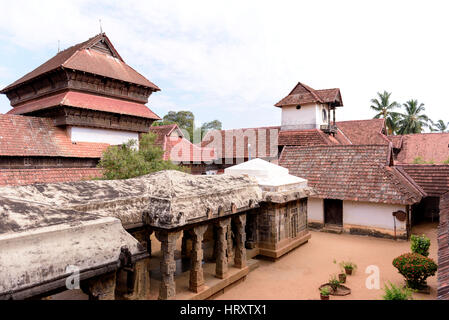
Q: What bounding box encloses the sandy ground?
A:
[52,222,438,300]
[214,222,439,300]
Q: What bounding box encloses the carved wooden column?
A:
[189,225,208,292]
[155,230,181,300]
[215,218,231,279]
[233,215,247,268]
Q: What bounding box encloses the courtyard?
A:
[213,223,438,300]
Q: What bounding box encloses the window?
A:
[322,108,328,122]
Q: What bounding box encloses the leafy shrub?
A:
[392,253,437,289]
[443,157,449,164]
[98,132,187,180]
[411,234,430,257]
[382,282,413,300]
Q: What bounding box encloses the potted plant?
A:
[333,259,346,283]
[340,261,357,275]
[320,287,330,300]
[328,274,341,291]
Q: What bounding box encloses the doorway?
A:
[324,199,343,226]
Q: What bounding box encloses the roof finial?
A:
[99,19,103,34]
[57,40,60,53]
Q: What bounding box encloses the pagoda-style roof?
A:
[274,82,343,108]
[1,33,160,93]
[6,91,161,120]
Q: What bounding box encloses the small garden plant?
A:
[392,252,437,289]
[382,282,413,300]
[320,287,330,296]
[328,274,341,290]
[340,261,357,275]
[411,234,431,257]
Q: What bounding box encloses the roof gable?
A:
[1,33,159,93]
[275,82,343,107]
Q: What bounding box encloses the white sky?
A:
[0,0,448,130]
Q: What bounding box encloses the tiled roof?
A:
[274,82,343,107]
[165,137,216,163]
[201,126,281,159]
[279,144,425,205]
[1,33,160,93]
[387,135,403,149]
[391,132,449,164]
[438,191,449,300]
[0,168,103,186]
[150,124,216,163]
[399,164,449,196]
[149,124,178,147]
[278,129,351,146]
[0,114,109,158]
[6,91,161,120]
[336,119,389,145]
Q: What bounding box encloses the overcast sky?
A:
[0,0,447,130]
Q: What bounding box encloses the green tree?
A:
[430,119,448,132]
[161,111,195,140]
[153,111,222,142]
[98,132,185,180]
[397,100,430,134]
[370,91,400,135]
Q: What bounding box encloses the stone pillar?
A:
[189,225,208,293]
[215,218,231,279]
[155,230,181,300]
[83,272,116,300]
[227,223,234,263]
[233,215,247,268]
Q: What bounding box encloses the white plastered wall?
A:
[68,126,139,147]
[281,103,329,130]
[307,197,407,231]
[343,200,406,231]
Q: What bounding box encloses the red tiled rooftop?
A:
[274,82,343,107]
[399,164,449,196]
[1,33,160,93]
[392,132,449,164]
[7,91,161,120]
[0,114,109,158]
[201,126,281,159]
[279,144,424,205]
[336,118,389,145]
[0,168,103,187]
[150,124,216,163]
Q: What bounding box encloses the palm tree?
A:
[397,100,430,134]
[370,91,400,135]
[430,119,448,132]
[389,112,401,135]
